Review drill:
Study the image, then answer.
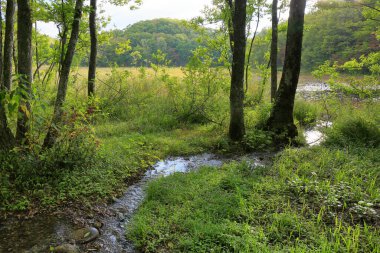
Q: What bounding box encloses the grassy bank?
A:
[0,122,225,214]
[127,145,380,252]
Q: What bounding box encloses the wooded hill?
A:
[97,18,201,67]
[252,2,379,71]
[95,4,378,71]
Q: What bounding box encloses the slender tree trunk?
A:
[266,0,307,140]
[0,0,14,151]
[43,0,84,148]
[226,0,234,53]
[229,0,247,141]
[88,0,97,97]
[0,105,15,150]
[0,1,3,87]
[12,38,17,74]
[3,0,15,91]
[245,7,260,92]
[16,0,33,143]
[34,21,40,80]
[270,0,278,101]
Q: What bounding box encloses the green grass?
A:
[127,146,380,252]
[0,121,225,213]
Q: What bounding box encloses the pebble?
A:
[72,227,100,244]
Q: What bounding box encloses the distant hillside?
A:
[98,19,201,67]
[251,4,379,71]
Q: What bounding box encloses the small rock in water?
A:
[72,227,100,244]
[93,220,103,229]
[54,244,79,253]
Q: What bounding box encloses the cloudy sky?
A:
[38,0,318,37]
[39,0,215,37]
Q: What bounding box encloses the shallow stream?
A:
[0,107,328,253]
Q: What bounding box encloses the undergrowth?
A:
[128,146,380,252]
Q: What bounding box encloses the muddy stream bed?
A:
[0,83,330,253]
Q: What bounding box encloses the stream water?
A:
[0,152,274,253]
[0,83,329,253]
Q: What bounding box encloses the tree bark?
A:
[88,0,97,97]
[43,0,84,148]
[0,0,4,87]
[0,105,15,150]
[229,0,247,141]
[16,0,33,143]
[0,0,15,151]
[3,0,15,91]
[266,0,307,141]
[270,0,278,101]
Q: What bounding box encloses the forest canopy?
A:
[96,18,202,67]
[252,2,379,71]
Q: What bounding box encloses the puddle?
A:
[304,121,332,146]
[0,215,75,253]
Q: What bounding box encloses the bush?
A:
[325,116,380,148]
[245,102,272,129]
[244,129,273,151]
[293,99,320,127]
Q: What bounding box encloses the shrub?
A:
[293,99,320,127]
[243,129,273,151]
[325,116,380,148]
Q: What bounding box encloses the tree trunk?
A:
[0,0,3,87]
[229,0,247,141]
[270,0,278,101]
[0,0,15,151]
[266,0,306,141]
[43,0,84,148]
[0,105,15,150]
[16,0,33,143]
[3,0,15,91]
[88,0,97,97]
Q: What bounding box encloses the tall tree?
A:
[270,0,278,101]
[43,0,84,148]
[266,0,306,140]
[229,0,247,141]
[0,0,15,151]
[16,0,33,142]
[88,0,97,97]
[0,0,3,87]
[3,0,15,90]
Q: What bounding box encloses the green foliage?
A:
[243,128,273,151]
[245,102,272,129]
[167,47,229,124]
[128,146,380,252]
[98,19,203,67]
[293,99,320,127]
[251,3,379,71]
[325,116,380,148]
[312,52,380,100]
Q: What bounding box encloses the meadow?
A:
[1,65,379,252]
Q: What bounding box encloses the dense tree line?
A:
[252,1,379,71]
[97,19,202,67]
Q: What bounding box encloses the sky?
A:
[38,0,214,37]
[38,0,319,37]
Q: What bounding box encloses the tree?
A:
[266,0,306,140]
[16,0,33,142]
[0,0,3,87]
[88,0,97,97]
[229,0,247,141]
[3,0,15,91]
[270,0,278,101]
[0,0,15,150]
[44,0,84,148]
